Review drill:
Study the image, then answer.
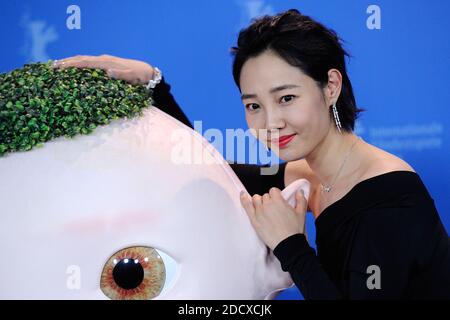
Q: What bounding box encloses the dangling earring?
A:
[332,101,342,134]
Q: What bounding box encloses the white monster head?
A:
[0,107,309,299]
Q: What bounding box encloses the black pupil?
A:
[112,259,144,290]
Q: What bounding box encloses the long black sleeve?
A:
[274,234,343,299]
[151,79,287,194]
[273,190,450,300]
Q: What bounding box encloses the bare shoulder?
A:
[361,142,416,179]
[284,142,415,187]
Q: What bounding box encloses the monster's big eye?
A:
[100,246,166,300]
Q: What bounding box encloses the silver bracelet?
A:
[146,67,162,90]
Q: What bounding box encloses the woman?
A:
[54,9,450,299]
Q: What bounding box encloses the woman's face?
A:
[239,50,332,161]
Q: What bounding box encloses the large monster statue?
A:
[0,63,309,299]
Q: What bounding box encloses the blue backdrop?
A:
[1,0,449,299]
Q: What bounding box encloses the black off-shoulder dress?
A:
[152,78,450,299]
[274,171,450,299]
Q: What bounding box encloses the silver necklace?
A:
[320,136,361,193]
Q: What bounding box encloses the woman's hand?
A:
[240,187,308,251]
[53,54,155,85]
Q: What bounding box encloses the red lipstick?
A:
[272,134,296,148]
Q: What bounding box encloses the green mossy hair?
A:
[0,61,153,157]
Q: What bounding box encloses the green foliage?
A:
[0,61,153,156]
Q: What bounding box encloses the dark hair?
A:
[231,9,363,132]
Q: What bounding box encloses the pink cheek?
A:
[284,112,305,127]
